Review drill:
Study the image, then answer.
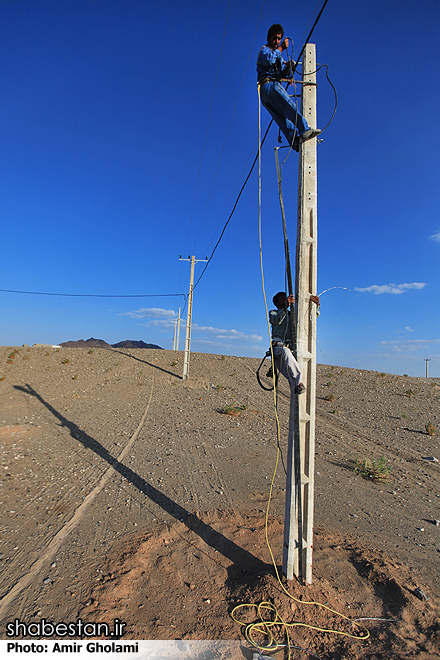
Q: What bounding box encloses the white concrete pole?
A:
[425,358,431,378]
[283,44,318,584]
[176,307,181,351]
[182,256,195,380]
[180,257,207,380]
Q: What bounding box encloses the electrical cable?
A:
[315,63,337,134]
[202,120,270,257]
[192,0,267,253]
[0,288,186,299]
[175,0,232,309]
[192,121,272,291]
[181,0,232,260]
[192,0,333,291]
[290,0,330,79]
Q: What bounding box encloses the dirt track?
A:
[0,345,439,657]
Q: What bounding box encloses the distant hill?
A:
[112,340,163,349]
[60,338,110,348]
[60,338,163,350]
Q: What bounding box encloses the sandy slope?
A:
[0,346,439,657]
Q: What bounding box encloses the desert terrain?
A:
[0,345,439,659]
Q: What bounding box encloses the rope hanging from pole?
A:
[274,148,296,347]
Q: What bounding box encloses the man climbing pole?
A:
[270,291,319,394]
[257,24,321,150]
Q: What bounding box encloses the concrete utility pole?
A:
[173,307,181,351]
[283,43,318,584]
[176,307,181,351]
[179,256,207,380]
[425,358,431,378]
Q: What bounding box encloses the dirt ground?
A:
[0,345,439,658]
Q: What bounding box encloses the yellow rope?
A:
[230,87,370,658]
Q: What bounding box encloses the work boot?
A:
[295,382,306,394]
[300,128,321,143]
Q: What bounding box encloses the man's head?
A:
[267,24,284,49]
[273,291,287,309]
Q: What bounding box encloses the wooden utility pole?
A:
[283,43,318,584]
[180,256,207,380]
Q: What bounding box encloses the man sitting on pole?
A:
[257,24,321,150]
[270,291,319,394]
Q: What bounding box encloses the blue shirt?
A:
[256,45,290,84]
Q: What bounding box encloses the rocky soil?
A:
[0,345,439,658]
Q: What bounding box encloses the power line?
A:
[181,0,232,260]
[0,288,186,299]
[193,121,272,291]
[290,0,330,78]
[192,0,331,291]
[192,0,267,253]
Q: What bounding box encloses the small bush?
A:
[324,393,336,402]
[355,456,390,483]
[61,358,70,364]
[425,422,436,437]
[219,404,247,416]
[405,389,415,397]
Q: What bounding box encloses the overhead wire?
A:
[192,0,267,253]
[0,288,186,299]
[181,0,232,261]
[289,0,330,79]
[192,121,272,291]
[192,0,334,292]
[175,0,233,316]
[202,118,270,257]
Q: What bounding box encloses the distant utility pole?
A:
[173,307,181,351]
[425,358,431,378]
[179,256,207,380]
[176,307,181,351]
[283,43,318,585]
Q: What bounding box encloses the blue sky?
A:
[1,0,439,377]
